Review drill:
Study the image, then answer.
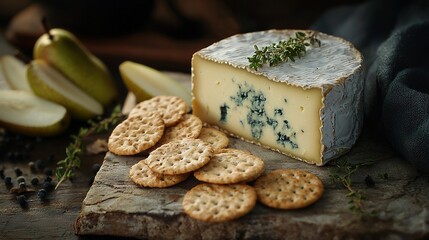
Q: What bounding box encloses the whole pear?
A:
[33,28,117,107]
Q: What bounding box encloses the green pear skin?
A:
[0,90,70,136]
[33,28,117,107]
[27,59,104,120]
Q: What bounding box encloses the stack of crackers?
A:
[107,96,324,223]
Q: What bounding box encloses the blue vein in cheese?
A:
[221,80,299,148]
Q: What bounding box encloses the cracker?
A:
[154,114,203,147]
[182,183,256,222]
[128,95,189,127]
[194,148,265,184]
[254,169,324,209]
[129,160,190,188]
[146,138,213,175]
[108,112,164,155]
[197,127,229,151]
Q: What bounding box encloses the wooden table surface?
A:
[0,130,112,240]
[1,29,428,240]
[0,30,132,239]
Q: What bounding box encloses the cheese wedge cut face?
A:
[192,30,364,166]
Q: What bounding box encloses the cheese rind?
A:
[192,29,363,165]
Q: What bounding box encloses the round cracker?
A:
[108,112,165,155]
[194,148,265,184]
[182,183,256,222]
[154,114,203,147]
[146,138,213,175]
[197,127,229,151]
[254,169,324,209]
[129,96,189,127]
[129,160,190,188]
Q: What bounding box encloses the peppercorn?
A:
[365,175,375,188]
[16,194,27,208]
[16,176,26,184]
[44,176,52,183]
[19,182,26,192]
[43,181,53,192]
[38,189,47,201]
[31,177,39,186]
[14,167,22,177]
[4,176,12,187]
[88,176,95,186]
[44,167,53,176]
[92,163,101,175]
[35,159,45,172]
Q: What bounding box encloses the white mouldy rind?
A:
[191,29,364,166]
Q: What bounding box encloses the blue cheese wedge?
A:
[191,29,364,166]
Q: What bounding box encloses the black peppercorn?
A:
[38,189,47,201]
[4,176,12,187]
[14,167,22,177]
[16,176,26,184]
[43,181,53,192]
[44,167,53,176]
[92,163,101,175]
[19,182,26,191]
[365,175,375,188]
[16,194,27,208]
[88,176,95,186]
[44,176,52,183]
[31,177,39,186]
[35,159,45,172]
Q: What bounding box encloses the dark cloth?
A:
[311,0,429,173]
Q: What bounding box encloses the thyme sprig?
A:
[55,105,124,190]
[248,31,321,71]
[329,159,375,213]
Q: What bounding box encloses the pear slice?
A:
[119,61,191,105]
[0,55,32,91]
[0,90,70,136]
[27,59,103,120]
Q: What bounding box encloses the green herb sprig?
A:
[248,31,321,71]
[329,159,375,213]
[55,105,124,190]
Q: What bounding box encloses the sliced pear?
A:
[0,55,32,91]
[0,90,70,136]
[27,59,103,120]
[119,61,191,105]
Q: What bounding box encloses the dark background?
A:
[0,0,364,73]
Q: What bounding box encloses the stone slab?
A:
[75,132,429,239]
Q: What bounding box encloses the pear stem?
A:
[42,17,54,40]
